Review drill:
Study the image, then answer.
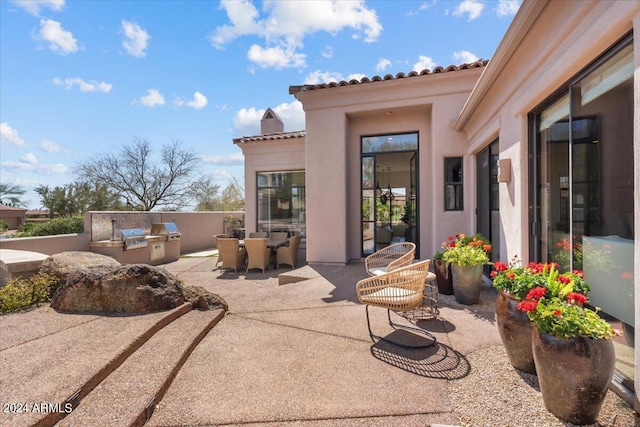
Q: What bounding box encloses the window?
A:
[256,171,305,238]
[444,157,463,211]
[530,35,634,395]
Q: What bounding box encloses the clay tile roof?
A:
[289,60,488,94]
[0,204,28,212]
[233,131,306,144]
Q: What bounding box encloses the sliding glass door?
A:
[530,36,634,390]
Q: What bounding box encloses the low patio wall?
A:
[0,211,244,258]
[0,233,90,255]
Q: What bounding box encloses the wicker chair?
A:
[364,242,416,276]
[270,231,289,241]
[244,238,271,273]
[356,259,436,348]
[277,235,301,269]
[216,238,246,273]
[248,231,267,238]
[213,234,229,269]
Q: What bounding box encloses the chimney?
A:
[261,107,284,134]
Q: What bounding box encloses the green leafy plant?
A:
[440,233,491,266]
[491,256,590,300]
[0,272,55,313]
[442,244,489,266]
[17,216,83,237]
[0,220,8,232]
[515,264,613,340]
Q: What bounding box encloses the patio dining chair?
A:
[248,231,267,238]
[356,259,436,348]
[364,242,416,276]
[277,234,301,269]
[216,238,247,273]
[244,238,271,273]
[213,234,229,268]
[269,231,289,241]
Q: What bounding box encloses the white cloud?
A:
[39,140,62,153]
[452,50,479,64]
[0,122,26,146]
[21,152,37,165]
[497,0,522,16]
[35,19,78,55]
[175,92,208,110]
[247,44,305,69]
[321,46,334,59]
[376,58,392,72]
[303,69,344,85]
[11,0,64,16]
[199,153,245,166]
[453,0,484,21]
[186,92,208,109]
[53,77,112,93]
[1,160,68,175]
[136,89,165,107]
[413,55,437,72]
[211,0,382,69]
[121,20,150,57]
[232,101,304,136]
[346,73,366,81]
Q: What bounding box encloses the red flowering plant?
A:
[515,266,614,340]
[491,255,590,300]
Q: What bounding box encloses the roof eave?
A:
[453,0,548,131]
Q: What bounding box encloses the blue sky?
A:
[0,0,521,209]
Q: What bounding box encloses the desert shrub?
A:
[17,222,37,234]
[0,220,8,232]
[0,272,55,313]
[19,216,83,237]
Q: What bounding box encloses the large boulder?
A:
[184,285,228,311]
[51,264,186,313]
[40,251,121,293]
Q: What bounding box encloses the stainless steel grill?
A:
[151,223,182,241]
[121,228,148,250]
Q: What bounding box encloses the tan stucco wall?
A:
[237,138,305,236]
[460,0,640,407]
[0,211,243,256]
[295,69,484,263]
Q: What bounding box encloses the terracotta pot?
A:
[432,259,453,295]
[450,264,483,305]
[532,328,615,425]
[495,291,536,374]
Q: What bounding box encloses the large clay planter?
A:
[495,291,536,374]
[432,259,453,295]
[532,328,615,425]
[450,264,483,305]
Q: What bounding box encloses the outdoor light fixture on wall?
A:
[497,158,511,183]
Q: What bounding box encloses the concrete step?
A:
[1,303,192,427]
[57,308,224,427]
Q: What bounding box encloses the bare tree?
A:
[74,138,205,211]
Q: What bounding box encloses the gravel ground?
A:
[448,345,639,427]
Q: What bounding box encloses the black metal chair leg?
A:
[365,305,436,349]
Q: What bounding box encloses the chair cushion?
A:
[360,286,422,306]
[368,267,388,276]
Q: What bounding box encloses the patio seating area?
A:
[0,254,636,427]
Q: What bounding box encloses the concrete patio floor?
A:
[147,256,502,426]
[2,254,636,426]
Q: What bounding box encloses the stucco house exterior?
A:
[0,204,27,230]
[235,0,639,409]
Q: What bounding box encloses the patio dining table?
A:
[239,238,289,269]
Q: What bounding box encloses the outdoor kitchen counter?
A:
[89,235,170,265]
[89,235,166,248]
